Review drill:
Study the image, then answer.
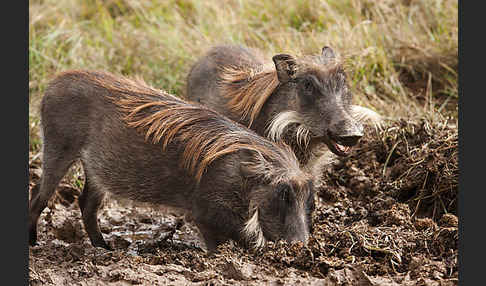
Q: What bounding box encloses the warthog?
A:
[29,70,316,251]
[186,45,380,167]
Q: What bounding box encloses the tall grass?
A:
[29,0,458,151]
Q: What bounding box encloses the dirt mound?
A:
[28,118,458,285]
[321,118,458,221]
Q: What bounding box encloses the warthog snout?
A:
[326,117,364,156]
[330,126,363,146]
[288,229,310,245]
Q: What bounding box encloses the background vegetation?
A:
[29,0,458,150]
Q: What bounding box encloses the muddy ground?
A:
[28,118,458,285]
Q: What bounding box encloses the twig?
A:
[382,141,400,177]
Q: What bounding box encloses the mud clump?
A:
[28,118,458,285]
[439,213,458,228]
[413,217,437,231]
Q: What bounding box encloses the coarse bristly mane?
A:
[78,71,304,185]
[218,62,279,127]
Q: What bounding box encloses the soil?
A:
[28,118,458,285]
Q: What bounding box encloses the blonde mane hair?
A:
[71,70,302,184]
[118,95,300,183]
[218,62,279,127]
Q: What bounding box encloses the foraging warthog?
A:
[29,70,315,251]
[186,45,380,166]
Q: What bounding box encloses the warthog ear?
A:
[321,46,336,61]
[239,149,272,181]
[272,54,297,83]
[240,161,255,179]
[240,149,261,179]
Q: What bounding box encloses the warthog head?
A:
[269,46,365,156]
[241,154,315,247]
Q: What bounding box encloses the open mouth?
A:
[331,140,351,156]
[311,135,355,157]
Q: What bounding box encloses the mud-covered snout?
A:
[285,224,310,245]
[279,207,310,246]
[326,114,364,156]
[256,183,312,247]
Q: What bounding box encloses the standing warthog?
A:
[186,45,380,167]
[29,70,316,251]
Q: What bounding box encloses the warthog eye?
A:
[274,183,295,223]
[298,76,321,104]
[276,183,293,206]
[302,78,315,94]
